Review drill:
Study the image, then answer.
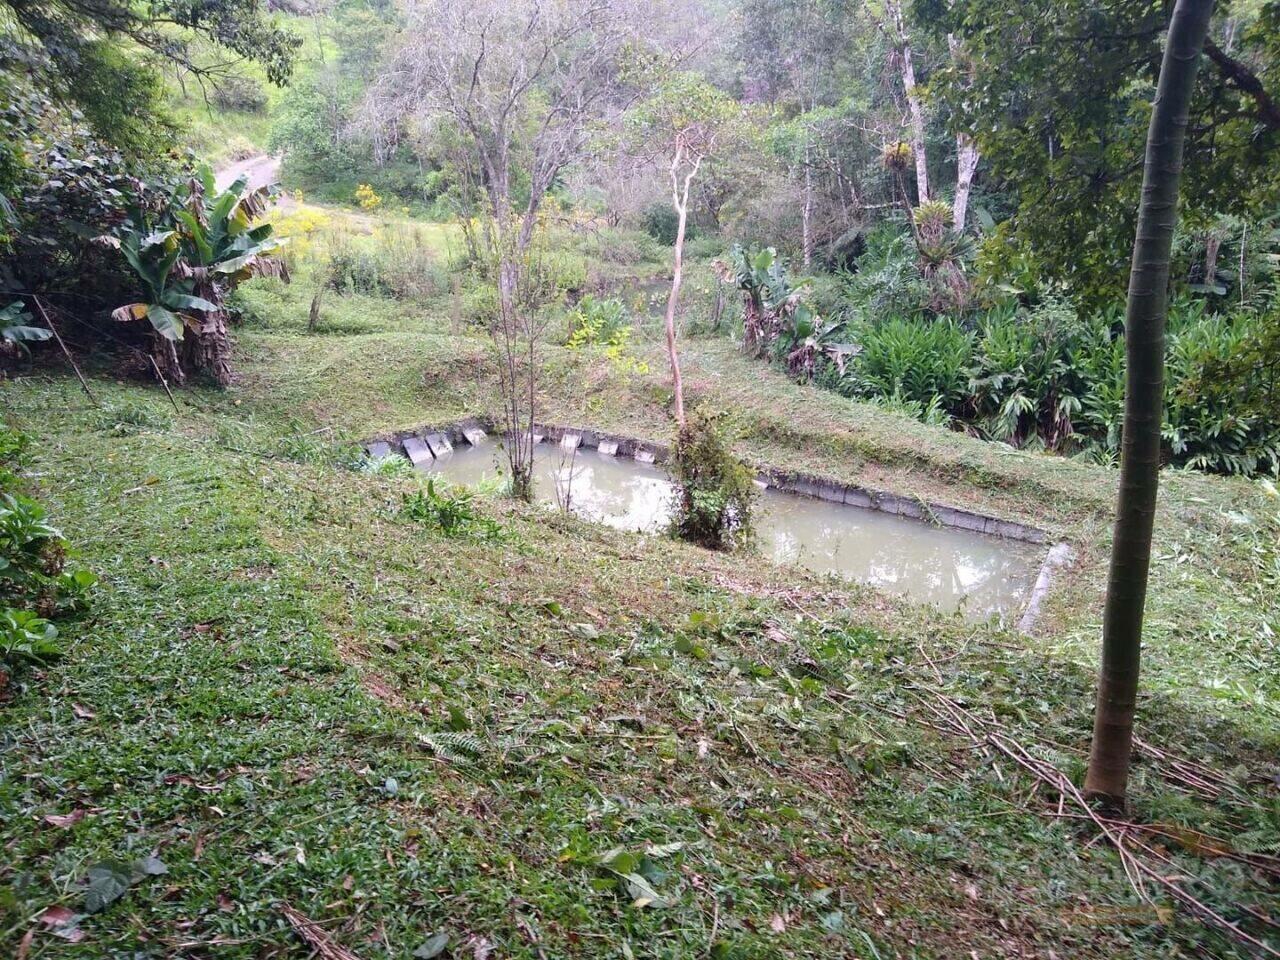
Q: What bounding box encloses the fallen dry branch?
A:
[280,903,364,960]
[1132,734,1238,801]
[911,685,1280,957]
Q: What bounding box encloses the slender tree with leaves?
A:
[367,0,643,497]
[626,71,739,425]
[1085,0,1215,807]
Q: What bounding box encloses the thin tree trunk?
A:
[952,136,979,232]
[1085,0,1214,808]
[887,0,929,204]
[1202,231,1222,288]
[947,35,981,231]
[802,141,814,270]
[664,147,698,427]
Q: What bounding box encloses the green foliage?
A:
[841,317,974,411]
[104,163,288,383]
[0,607,60,666]
[966,297,1094,450]
[0,428,94,679]
[321,225,449,302]
[0,74,142,307]
[839,226,930,321]
[565,295,629,346]
[401,479,501,539]
[831,294,1280,476]
[564,295,650,375]
[212,76,269,113]
[669,408,756,551]
[570,228,665,267]
[724,243,843,378]
[0,300,52,357]
[1163,306,1280,476]
[922,0,1279,307]
[642,204,693,246]
[461,281,499,326]
[357,453,417,479]
[270,55,434,205]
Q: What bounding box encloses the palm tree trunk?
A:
[1085,0,1214,808]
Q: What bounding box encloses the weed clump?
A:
[669,407,755,551]
[401,478,501,540]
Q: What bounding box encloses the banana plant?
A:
[719,244,844,378]
[105,229,218,341]
[0,301,53,356]
[105,165,287,385]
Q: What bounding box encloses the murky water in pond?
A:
[422,440,1041,617]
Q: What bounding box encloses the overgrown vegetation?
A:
[669,407,756,551]
[0,427,94,691]
[401,478,502,540]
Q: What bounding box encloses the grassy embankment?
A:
[1,209,1277,958]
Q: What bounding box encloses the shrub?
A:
[684,235,724,261]
[1163,307,1280,476]
[327,243,388,296]
[461,281,499,326]
[842,317,974,410]
[355,183,383,211]
[565,296,649,375]
[572,228,664,267]
[669,408,756,551]
[642,203,696,246]
[0,430,95,683]
[966,296,1090,450]
[842,226,930,321]
[321,226,448,302]
[722,244,843,378]
[565,295,629,346]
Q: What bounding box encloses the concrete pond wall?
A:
[362,417,1072,630]
[365,417,1048,544]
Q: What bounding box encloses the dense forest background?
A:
[2,0,1278,474]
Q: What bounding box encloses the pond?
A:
[421,438,1043,618]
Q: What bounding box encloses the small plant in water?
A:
[401,479,502,539]
[669,407,756,551]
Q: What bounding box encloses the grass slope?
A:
[1,275,1277,958]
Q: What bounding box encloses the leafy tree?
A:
[920,0,1278,305]
[0,73,141,310]
[1,0,300,90]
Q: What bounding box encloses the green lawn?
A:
[1,280,1277,958]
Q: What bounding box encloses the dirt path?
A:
[215,153,282,193]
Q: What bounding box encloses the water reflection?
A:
[422,440,1038,617]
